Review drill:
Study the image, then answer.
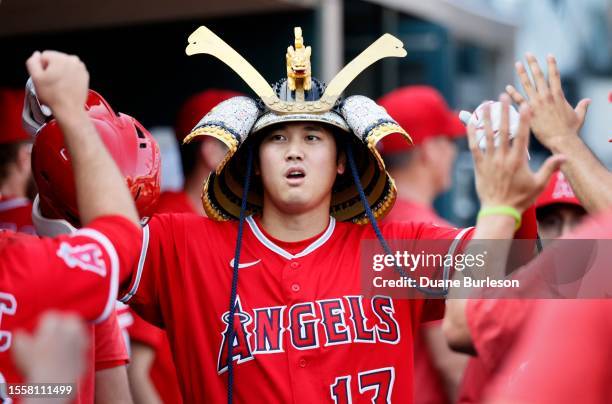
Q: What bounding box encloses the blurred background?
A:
[1,0,610,226]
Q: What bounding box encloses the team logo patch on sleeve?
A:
[57,242,107,277]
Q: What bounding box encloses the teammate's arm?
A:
[128,343,163,404]
[506,53,612,214]
[93,310,133,404]
[443,95,564,350]
[95,366,134,404]
[25,50,139,227]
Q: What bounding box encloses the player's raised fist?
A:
[12,311,88,384]
[25,50,89,119]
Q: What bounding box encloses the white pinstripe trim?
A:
[442,227,474,284]
[246,215,336,260]
[0,198,29,212]
[119,224,149,303]
[73,228,119,324]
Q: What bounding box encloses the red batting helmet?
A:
[31,90,161,230]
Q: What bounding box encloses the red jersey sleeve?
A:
[0,215,141,324]
[119,214,178,328]
[465,299,531,372]
[487,300,612,404]
[94,309,129,370]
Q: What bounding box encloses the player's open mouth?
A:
[284,167,306,184]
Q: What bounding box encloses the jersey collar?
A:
[0,197,30,212]
[245,215,336,260]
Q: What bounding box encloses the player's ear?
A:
[336,150,346,175]
[420,138,437,164]
[17,142,33,173]
[201,138,227,172]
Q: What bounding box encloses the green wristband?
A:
[477,206,522,230]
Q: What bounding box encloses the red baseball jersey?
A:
[457,299,532,403]
[0,215,140,402]
[0,197,35,235]
[115,301,134,350]
[75,310,130,404]
[123,213,474,403]
[487,300,612,404]
[93,308,129,371]
[155,191,197,215]
[457,209,607,403]
[384,198,453,228]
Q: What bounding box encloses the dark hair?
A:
[0,142,25,184]
[536,203,587,222]
[179,140,200,180]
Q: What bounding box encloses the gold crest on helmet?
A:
[286,27,312,98]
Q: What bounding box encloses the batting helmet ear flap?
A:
[31,194,77,237]
[22,78,53,136]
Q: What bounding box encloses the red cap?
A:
[377,86,465,154]
[175,89,243,143]
[536,171,581,209]
[0,88,30,144]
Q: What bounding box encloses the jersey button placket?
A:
[283,259,302,298]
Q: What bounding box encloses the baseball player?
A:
[25,75,160,403]
[28,74,160,404]
[377,86,465,227]
[377,86,469,404]
[450,171,586,403]
[0,51,147,402]
[455,57,609,403]
[117,27,561,403]
[0,89,35,235]
[486,214,612,404]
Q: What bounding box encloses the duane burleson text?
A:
[372,277,520,289]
